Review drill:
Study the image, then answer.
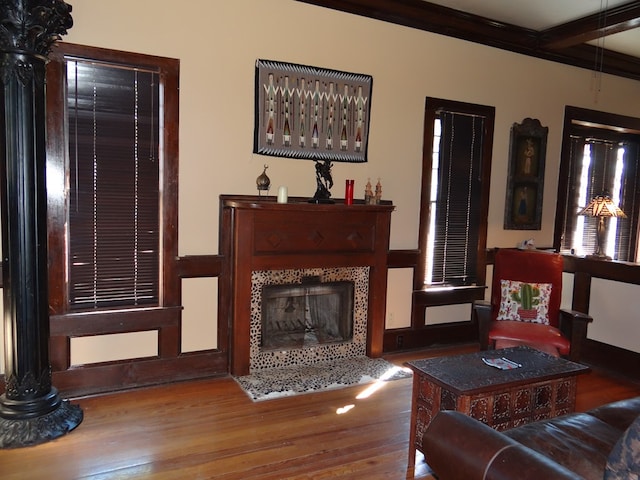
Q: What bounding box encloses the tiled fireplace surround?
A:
[250,266,369,371]
[221,195,394,376]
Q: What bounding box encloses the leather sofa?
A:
[422,396,640,480]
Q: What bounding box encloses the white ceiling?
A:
[426,0,640,57]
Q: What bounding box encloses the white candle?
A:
[277,186,288,203]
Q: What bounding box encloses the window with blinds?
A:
[555,107,640,263]
[559,135,639,261]
[420,98,494,288]
[66,59,160,309]
[427,113,484,285]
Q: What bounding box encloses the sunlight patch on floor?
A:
[336,404,355,414]
[356,365,412,400]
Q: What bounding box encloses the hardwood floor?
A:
[1,344,639,479]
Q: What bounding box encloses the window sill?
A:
[413,284,487,307]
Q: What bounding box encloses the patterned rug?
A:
[234,356,412,402]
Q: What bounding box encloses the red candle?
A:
[345,179,354,205]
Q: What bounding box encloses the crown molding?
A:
[296,0,640,81]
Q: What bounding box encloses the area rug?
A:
[234,356,412,402]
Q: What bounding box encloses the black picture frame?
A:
[504,118,548,230]
[253,59,373,163]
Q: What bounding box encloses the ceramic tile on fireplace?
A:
[250,267,369,372]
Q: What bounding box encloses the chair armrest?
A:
[559,309,593,361]
[473,300,492,350]
[423,410,578,480]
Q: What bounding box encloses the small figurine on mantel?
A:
[309,159,334,203]
[256,164,271,196]
[374,178,382,204]
[364,178,374,204]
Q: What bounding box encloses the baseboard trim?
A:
[581,339,640,383]
[383,322,477,352]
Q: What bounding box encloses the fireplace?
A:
[220,195,394,376]
[261,279,354,350]
[250,267,369,371]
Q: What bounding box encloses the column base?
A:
[0,399,83,448]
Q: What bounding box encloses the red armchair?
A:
[474,249,593,361]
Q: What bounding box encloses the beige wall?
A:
[2,0,640,372]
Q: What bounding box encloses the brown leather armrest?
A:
[486,443,580,480]
[423,410,514,480]
[559,309,593,361]
[423,411,578,480]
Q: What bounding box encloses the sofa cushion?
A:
[497,279,552,324]
[505,413,622,480]
[488,320,571,356]
[604,414,640,480]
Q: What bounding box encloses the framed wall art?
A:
[504,118,548,230]
[253,59,373,163]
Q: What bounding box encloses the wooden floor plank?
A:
[1,344,639,479]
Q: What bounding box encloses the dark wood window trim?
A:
[382,99,494,353]
[554,106,640,262]
[415,98,494,294]
[46,43,181,318]
[41,43,216,396]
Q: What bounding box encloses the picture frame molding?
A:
[504,117,548,230]
[253,59,373,163]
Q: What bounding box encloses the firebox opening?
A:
[260,280,354,351]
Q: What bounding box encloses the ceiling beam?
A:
[540,1,640,50]
[295,0,640,81]
[295,0,538,50]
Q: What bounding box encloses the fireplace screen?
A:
[261,280,354,350]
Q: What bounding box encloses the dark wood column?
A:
[0,1,82,448]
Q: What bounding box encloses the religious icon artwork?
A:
[253,59,373,163]
[504,118,548,230]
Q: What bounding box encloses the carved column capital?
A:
[0,0,73,57]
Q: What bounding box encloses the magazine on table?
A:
[482,356,522,370]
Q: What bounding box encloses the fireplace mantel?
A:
[219,195,394,375]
